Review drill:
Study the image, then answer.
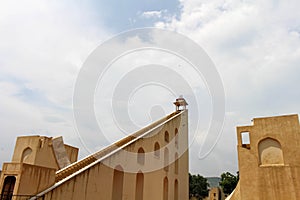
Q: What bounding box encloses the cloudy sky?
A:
[0,0,300,177]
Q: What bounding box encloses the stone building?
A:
[227,114,300,200]
[208,187,222,200]
[0,98,189,200]
[0,136,79,200]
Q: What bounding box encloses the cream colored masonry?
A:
[227,114,300,200]
[0,109,189,200]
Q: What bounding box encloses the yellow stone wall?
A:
[40,110,189,200]
[0,135,78,197]
[64,144,79,164]
[233,114,300,200]
[11,136,78,170]
[0,163,56,196]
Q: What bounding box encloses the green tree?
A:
[219,171,239,195]
[189,173,209,200]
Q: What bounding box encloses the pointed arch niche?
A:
[165,131,169,143]
[21,147,32,163]
[175,128,178,149]
[112,165,124,200]
[163,177,168,200]
[258,138,284,166]
[174,179,179,200]
[164,148,169,172]
[137,147,145,165]
[154,142,160,158]
[135,172,144,200]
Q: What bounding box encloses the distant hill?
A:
[206,177,221,188]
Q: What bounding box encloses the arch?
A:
[174,179,179,200]
[175,153,178,174]
[137,147,145,165]
[112,166,124,200]
[258,138,284,166]
[135,172,144,200]
[165,131,169,143]
[163,177,168,200]
[1,176,16,200]
[175,128,178,149]
[164,148,169,172]
[21,147,32,163]
[154,142,160,158]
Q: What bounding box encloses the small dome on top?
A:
[174,96,188,111]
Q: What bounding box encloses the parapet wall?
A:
[232,114,300,200]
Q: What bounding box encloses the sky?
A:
[0,0,300,177]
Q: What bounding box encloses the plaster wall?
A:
[0,163,55,196]
[234,114,300,200]
[11,136,78,170]
[41,111,189,200]
[64,144,79,164]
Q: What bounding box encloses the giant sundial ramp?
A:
[28,99,189,200]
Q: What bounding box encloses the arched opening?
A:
[174,179,179,200]
[1,176,16,200]
[175,128,178,149]
[137,147,145,165]
[258,138,284,166]
[175,153,178,174]
[112,166,124,200]
[164,148,169,172]
[163,177,168,200]
[135,172,144,200]
[154,142,160,158]
[21,147,32,163]
[165,131,169,143]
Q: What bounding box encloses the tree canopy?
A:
[219,171,239,195]
[189,173,209,199]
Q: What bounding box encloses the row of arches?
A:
[137,146,179,174]
[164,128,179,149]
[164,149,179,174]
[137,128,179,158]
[136,128,180,172]
[163,177,179,200]
[112,167,179,200]
[112,167,144,200]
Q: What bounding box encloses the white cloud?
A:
[139,9,178,23]
[155,0,300,175]
[0,0,109,162]
[141,10,164,19]
[1,0,300,177]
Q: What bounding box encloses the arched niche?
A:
[165,131,169,143]
[163,177,168,200]
[135,172,144,200]
[175,128,178,149]
[21,147,32,163]
[258,138,284,166]
[174,179,178,200]
[154,142,160,158]
[175,153,178,174]
[137,147,145,165]
[112,165,124,200]
[164,148,169,172]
